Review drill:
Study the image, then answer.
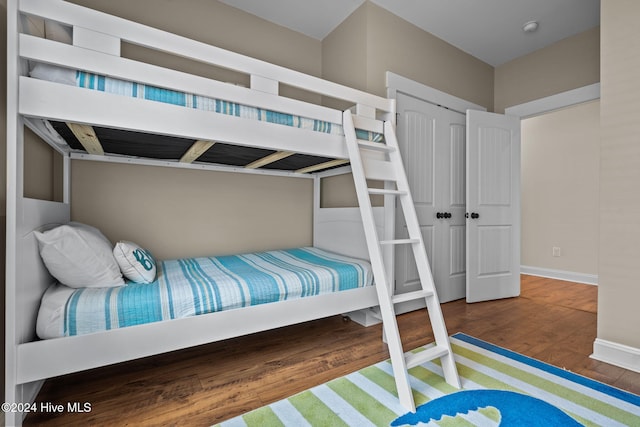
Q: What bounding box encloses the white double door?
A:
[394,93,520,304]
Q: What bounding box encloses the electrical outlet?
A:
[552,247,561,257]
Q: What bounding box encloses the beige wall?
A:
[365,3,494,110]
[322,4,368,95]
[23,128,63,202]
[598,0,640,349]
[71,161,312,260]
[495,27,600,113]
[323,2,494,110]
[521,101,600,275]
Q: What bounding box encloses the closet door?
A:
[395,93,466,304]
[440,114,467,302]
[466,110,521,302]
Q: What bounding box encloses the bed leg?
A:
[343,308,382,327]
[4,381,44,426]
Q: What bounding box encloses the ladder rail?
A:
[384,119,461,391]
[343,111,415,409]
[343,110,461,412]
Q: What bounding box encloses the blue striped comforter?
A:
[63,247,373,337]
[75,71,383,142]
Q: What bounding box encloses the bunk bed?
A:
[6,1,397,425]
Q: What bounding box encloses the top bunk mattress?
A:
[37,247,374,339]
[29,64,383,147]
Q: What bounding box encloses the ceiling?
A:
[219,0,600,66]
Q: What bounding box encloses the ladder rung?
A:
[362,158,397,181]
[405,345,451,369]
[368,188,407,196]
[379,238,419,246]
[357,140,395,152]
[391,289,434,304]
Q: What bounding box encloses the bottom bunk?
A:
[19,278,379,385]
[11,199,382,388]
[37,245,374,339]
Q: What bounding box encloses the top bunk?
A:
[12,0,396,176]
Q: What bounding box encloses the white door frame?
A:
[386,72,486,115]
[504,83,600,119]
[505,82,600,285]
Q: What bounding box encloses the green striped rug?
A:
[217,333,640,426]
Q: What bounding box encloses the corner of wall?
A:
[321,1,369,98]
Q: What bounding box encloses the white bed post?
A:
[63,153,71,204]
[6,0,21,422]
[6,2,31,426]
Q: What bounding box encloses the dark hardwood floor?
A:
[24,275,640,426]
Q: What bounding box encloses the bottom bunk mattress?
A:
[37,247,374,339]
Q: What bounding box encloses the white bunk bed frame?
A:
[6,1,396,424]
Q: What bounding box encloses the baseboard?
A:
[520,265,598,285]
[591,338,640,374]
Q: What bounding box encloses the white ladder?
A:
[343,110,461,412]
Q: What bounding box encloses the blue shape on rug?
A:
[391,390,583,426]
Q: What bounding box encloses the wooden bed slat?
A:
[66,123,104,155]
[245,151,294,169]
[180,140,216,163]
[296,159,350,174]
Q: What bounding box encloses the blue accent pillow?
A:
[113,241,157,284]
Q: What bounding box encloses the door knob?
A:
[471,212,480,219]
[436,212,443,219]
[444,212,452,219]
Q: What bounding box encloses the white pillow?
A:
[34,222,125,288]
[29,63,77,86]
[113,241,157,284]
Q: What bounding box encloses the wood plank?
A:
[179,140,215,163]
[66,122,104,155]
[245,151,293,169]
[296,159,350,174]
[25,276,640,426]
